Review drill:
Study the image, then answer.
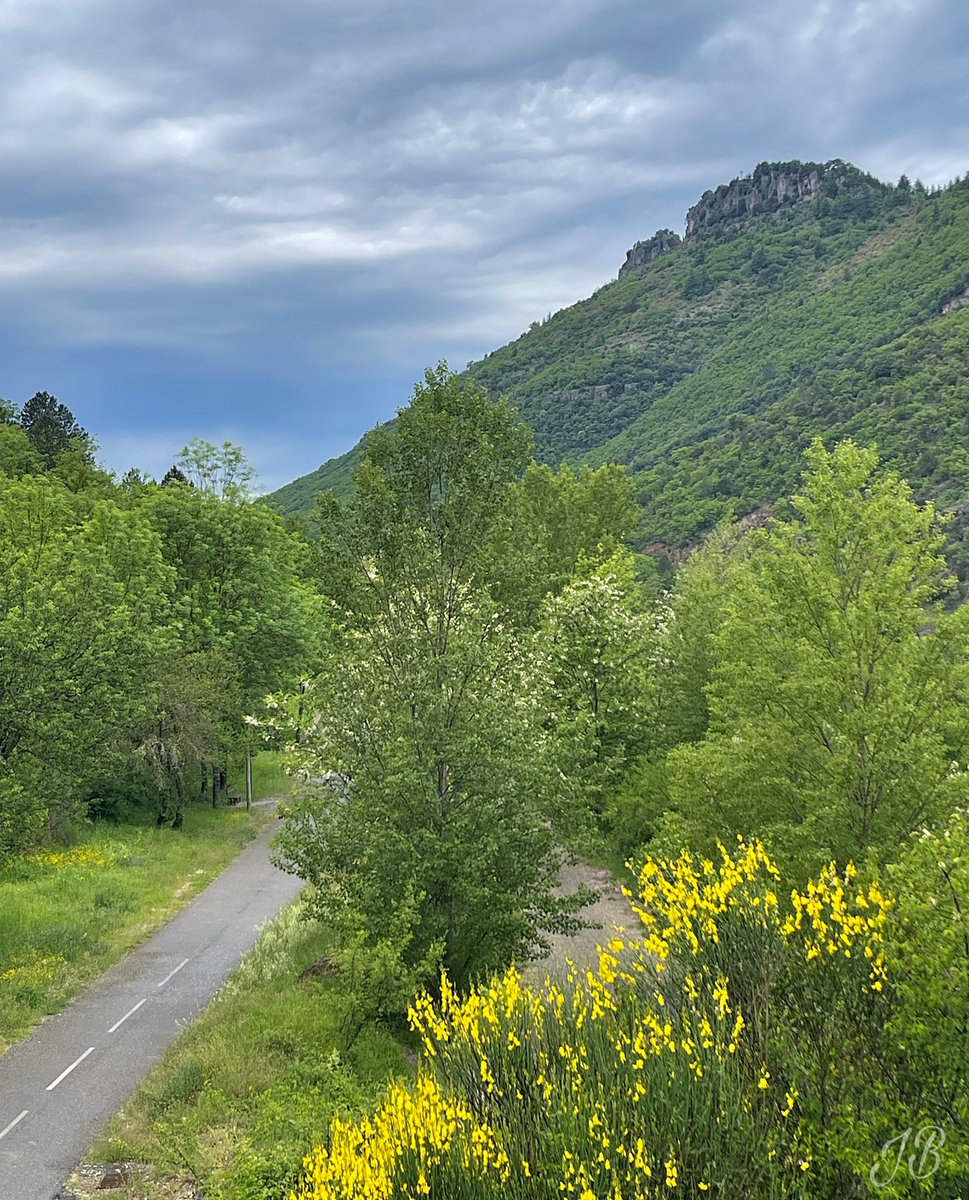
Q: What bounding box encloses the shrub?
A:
[291,840,906,1199]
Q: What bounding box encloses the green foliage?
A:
[176,437,256,500]
[18,391,91,468]
[0,475,170,858]
[879,810,969,1183]
[487,461,639,625]
[603,754,670,861]
[656,520,752,751]
[0,416,317,857]
[140,479,318,704]
[275,365,595,989]
[0,424,42,477]
[662,442,969,875]
[538,548,660,818]
[327,898,442,1053]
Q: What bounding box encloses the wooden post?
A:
[245,752,253,811]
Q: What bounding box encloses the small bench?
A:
[225,788,243,807]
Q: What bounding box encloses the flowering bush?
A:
[291,839,915,1199]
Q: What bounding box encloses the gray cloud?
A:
[0,0,964,485]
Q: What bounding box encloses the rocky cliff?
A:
[685,160,868,237]
[618,228,681,276]
[620,160,887,273]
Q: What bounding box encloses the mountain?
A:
[267,159,969,570]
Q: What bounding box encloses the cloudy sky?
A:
[0,0,966,490]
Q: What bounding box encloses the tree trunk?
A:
[200,762,208,800]
[172,773,186,829]
[245,752,252,811]
[212,764,221,808]
[156,790,170,827]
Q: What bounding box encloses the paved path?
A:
[0,817,304,1200]
[524,856,635,983]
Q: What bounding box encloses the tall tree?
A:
[18,391,90,467]
[665,441,969,872]
[175,438,255,500]
[0,425,42,478]
[0,476,169,860]
[656,520,752,751]
[487,461,639,626]
[140,477,316,704]
[538,547,660,818]
[275,365,587,985]
[160,464,191,488]
[140,650,238,829]
[138,472,318,808]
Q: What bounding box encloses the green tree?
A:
[658,521,752,750]
[275,365,587,986]
[0,476,169,859]
[160,464,191,487]
[0,424,42,478]
[140,480,316,706]
[138,472,318,813]
[18,391,91,467]
[538,548,659,819]
[665,441,969,872]
[175,438,256,500]
[140,650,239,828]
[488,461,639,626]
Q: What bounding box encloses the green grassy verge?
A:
[0,798,270,1055]
[87,903,412,1200]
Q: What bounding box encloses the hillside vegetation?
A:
[267,160,969,563]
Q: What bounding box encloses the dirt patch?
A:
[59,1163,198,1200]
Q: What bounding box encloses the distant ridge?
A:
[267,159,969,579]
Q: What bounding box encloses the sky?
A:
[0,0,966,492]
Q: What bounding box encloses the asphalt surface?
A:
[0,816,305,1200]
[523,857,634,984]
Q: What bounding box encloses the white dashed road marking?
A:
[156,958,189,988]
[0,1111,28,1141]
[108,998,147,1034]
[46,1047,95,1092]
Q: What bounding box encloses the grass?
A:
[0,793,270,1055]
[249,749,294,800]
[86,902,412,1200]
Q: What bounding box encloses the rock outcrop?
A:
[618,161,881,275]
[942,284,969,316]
[618,228,681,277]
[685,160,861,237]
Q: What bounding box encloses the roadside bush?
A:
[291,840,904,1198]
[292,828,969,1198]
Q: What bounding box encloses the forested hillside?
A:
[269,159,969,564]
